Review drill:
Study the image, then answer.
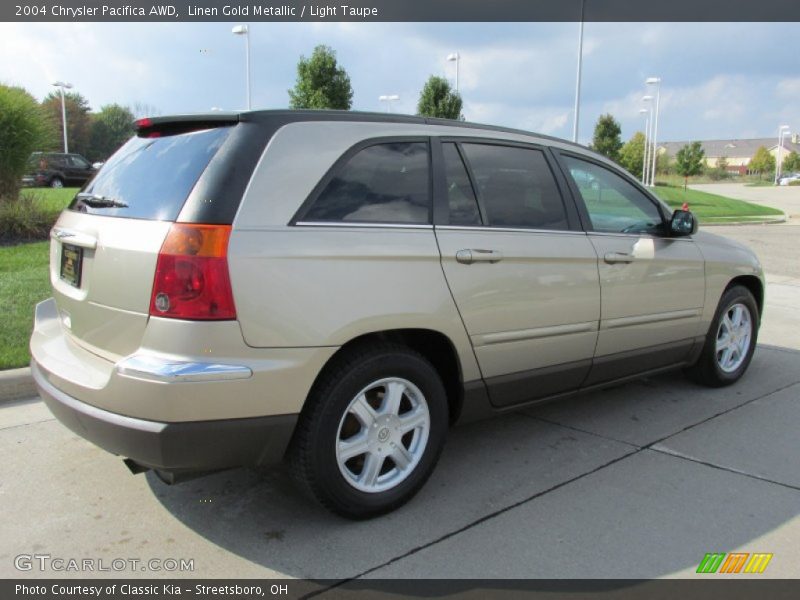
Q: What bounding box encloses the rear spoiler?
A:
[135,113,240,137]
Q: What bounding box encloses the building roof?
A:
[659,138,800,158]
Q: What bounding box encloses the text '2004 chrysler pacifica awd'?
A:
[31,111,764,518]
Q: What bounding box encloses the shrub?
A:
[0,193,59,243]
[788,180,800,187]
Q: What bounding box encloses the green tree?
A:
[0,84,52,199]
[416,75,463,120]
[656,151,672,176]
[88,104,135,162]
[748,146,775,179]
[675,142,706,190]
[782,150,800,174]
[590,113,623,162]
[618,131,646,178]
[288,45,353,110]
[41,91,93,157]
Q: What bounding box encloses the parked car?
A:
[778,172,800,186]
[31,111,764,518]
[22,152,96,188]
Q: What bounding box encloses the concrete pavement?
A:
[1,225,799,580]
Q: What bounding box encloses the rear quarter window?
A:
[69,126,231,221]
[300,141,431,225]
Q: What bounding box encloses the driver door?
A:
[555,151,706,385]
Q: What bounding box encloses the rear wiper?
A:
[75,192,128,209]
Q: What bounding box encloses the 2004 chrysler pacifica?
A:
[31,111,764,518]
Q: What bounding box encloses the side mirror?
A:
[670,209,698,236]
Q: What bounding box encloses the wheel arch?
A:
[725,275,764,318]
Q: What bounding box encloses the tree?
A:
[590,114,623,162]
[416,75,463,120]
[0,84,52,199]
[748,146,775,179]
[782,150,800,174]
[41,91,92,157]
[288,45,353,110]
[675,142,706,190]
[618,131,646,178]
[88,104,135,162]
[656,151,672,176]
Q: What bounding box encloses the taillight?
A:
[149,224,236,320]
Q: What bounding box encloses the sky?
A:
[0,21,797,145]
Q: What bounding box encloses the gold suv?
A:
[31,111,764,518]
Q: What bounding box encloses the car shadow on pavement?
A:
[149,343,800,581]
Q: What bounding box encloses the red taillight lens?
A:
[149,224,236,320]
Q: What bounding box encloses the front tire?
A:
[288,343,448,519]
[687,285,759,387]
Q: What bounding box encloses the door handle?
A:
[604,252,634,264]
[456,249,503,264]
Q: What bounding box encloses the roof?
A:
[659,138,800,158]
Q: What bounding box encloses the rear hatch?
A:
[49,115,249,360]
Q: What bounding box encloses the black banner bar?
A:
[3,0,800,23]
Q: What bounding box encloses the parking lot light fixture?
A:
[446,52,460,93]
[646,77,662,187]
[52,81,73,153]
[379,95,400,113]
[640,108,651,185]
[231,25,251,110]
[775,125,790,184]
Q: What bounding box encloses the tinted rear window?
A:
[69,126,231,221]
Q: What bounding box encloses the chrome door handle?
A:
[604,252,634,264]
[456,249,503,264]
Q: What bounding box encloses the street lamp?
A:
[379,95,399,113]
[646,77,662,187]
[572,0,586,143]
[51,81,73,153]
[446,52,460,93]
[642,95,654,186]
[775,125,790,184]
[231,24,251,110]
[639,108,651,185]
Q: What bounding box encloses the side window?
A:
[460,144,569,230]
[442,143,481,226]
[562,155,664,234]
[303,142,430,224]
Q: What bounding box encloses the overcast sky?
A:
[1,21,797,144]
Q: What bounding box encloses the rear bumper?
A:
[32,360,297,472]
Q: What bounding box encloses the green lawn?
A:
[20,186,79,213]
[652,185,782,222]
[0,241,50,369]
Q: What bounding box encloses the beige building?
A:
[659,136,800,174]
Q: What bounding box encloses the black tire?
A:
[49,177,64,188]
[287,343,448,519]
[686,285,759,387]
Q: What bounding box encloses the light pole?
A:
[52,81,73,153]
[379,95,399,113]
[775,125,790,184]
[646,77,662,187]
[639,108,651,185]
[572,0,586,143]
[232,25,251,110]
[642,95,654,186]
[446,52,460,93]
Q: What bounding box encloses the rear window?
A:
[69,126,231,220]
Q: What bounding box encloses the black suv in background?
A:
[23,152,96,188]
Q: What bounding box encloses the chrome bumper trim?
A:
[116,355,253,383]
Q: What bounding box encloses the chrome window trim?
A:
[435,225,586,236]
[294,221,434,230]
[588,231,695,241]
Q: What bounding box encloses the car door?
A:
[66,155,93,186]
[433,139,601,408]
[554,151,706,385]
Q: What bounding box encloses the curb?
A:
[701,214,787,226]
[0,367,37,405]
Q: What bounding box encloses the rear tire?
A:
[288,343,448,519]
[49,177,64,189]
[686,285,759,387]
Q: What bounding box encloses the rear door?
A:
[64,155,94,186]
[433,139,601,408]
[49,123,234,360]
[554,151,705,385]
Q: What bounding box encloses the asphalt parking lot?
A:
[1,222,799,580]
